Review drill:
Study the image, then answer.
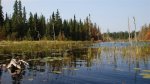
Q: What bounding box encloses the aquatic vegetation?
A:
[62,68,68,70]
[62,67,79,71]
[43,57,63,61]
[52,71,62,74]
[44,59,54,62]
[28,58,40,61]
[0,41,92,58]
[28,77,34,81]
[42,79,47,82]
[134,68,141,71]
[140,73,150,79]
[143,74,150,79]
[142,70,150,73]
[0,42,150,84]
[115,68,124,71]
[139,70,150,79]
[73,68,79,71]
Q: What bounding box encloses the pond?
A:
[0,42,150,84]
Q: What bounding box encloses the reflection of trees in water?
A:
[66,48,101,68]
[3,47,150,82]
[122,47,150,69]
[0,47,102,72]
[0,55,25,84]
[10,69,25,84]
[0,65,2,84]
[28,60,46,72]
[1,46,150,83]
[1,47,150,72]
[26,48,102,74]
[0,55,11,65]
[99,46,150,84]
[48,60,63,72]
[102,47,150,70]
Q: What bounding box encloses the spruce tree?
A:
[17,0,24,39]
[23,7,26,23]
[63,20,69,39]
[0,0,103,41]
[22,6,28,39]
[11,0,18,39]
[28,12,35,40]
[0,0,4,27]
[4,13,12,40]
[55,9,62,37]
[18,0,22,19]
[38,15,46,39]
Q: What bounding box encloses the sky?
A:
[1,0,150,33]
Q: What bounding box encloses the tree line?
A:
[103,31,138,41]
[103,24,150,41]
[0,0,149,41]
[138,24,150,40]
[0,0,102,41]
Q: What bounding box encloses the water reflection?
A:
[8,69,25,84]
[0,65,2,84]
[0,44,150,84]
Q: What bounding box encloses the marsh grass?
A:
[0,41,92,57]
[100,45,150,68]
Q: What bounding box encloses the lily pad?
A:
[42,79,47,82]
[40,72,44,75]
[69,68,79,71]
[140,73,147,76]
[53,57,63,60]
[142,70,150,73]
[44,57,52,59]
[28,59,40,61]
[28,77,34,81]
[115,69,124,71]
[134,68,141,70]
[52,71,62,74]
[62,68,68,70]
[73,68,79,71]
[143,74,150,79]
[140,73,150,79]
[45,59,54,62]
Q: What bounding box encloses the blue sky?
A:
[2,0,150,33]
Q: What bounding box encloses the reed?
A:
[0,41,92,55]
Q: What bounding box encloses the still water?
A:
[0,42,150,84]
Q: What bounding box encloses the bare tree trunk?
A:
[128,17,132,45]
[133,17,139,55]
[133,17,137,42]
[53,23,55,41]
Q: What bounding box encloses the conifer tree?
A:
[0,0,103,41]
[28,12,36,40]
[0,0,4,27]
[55,9,62,37]
[23,7,26,23]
